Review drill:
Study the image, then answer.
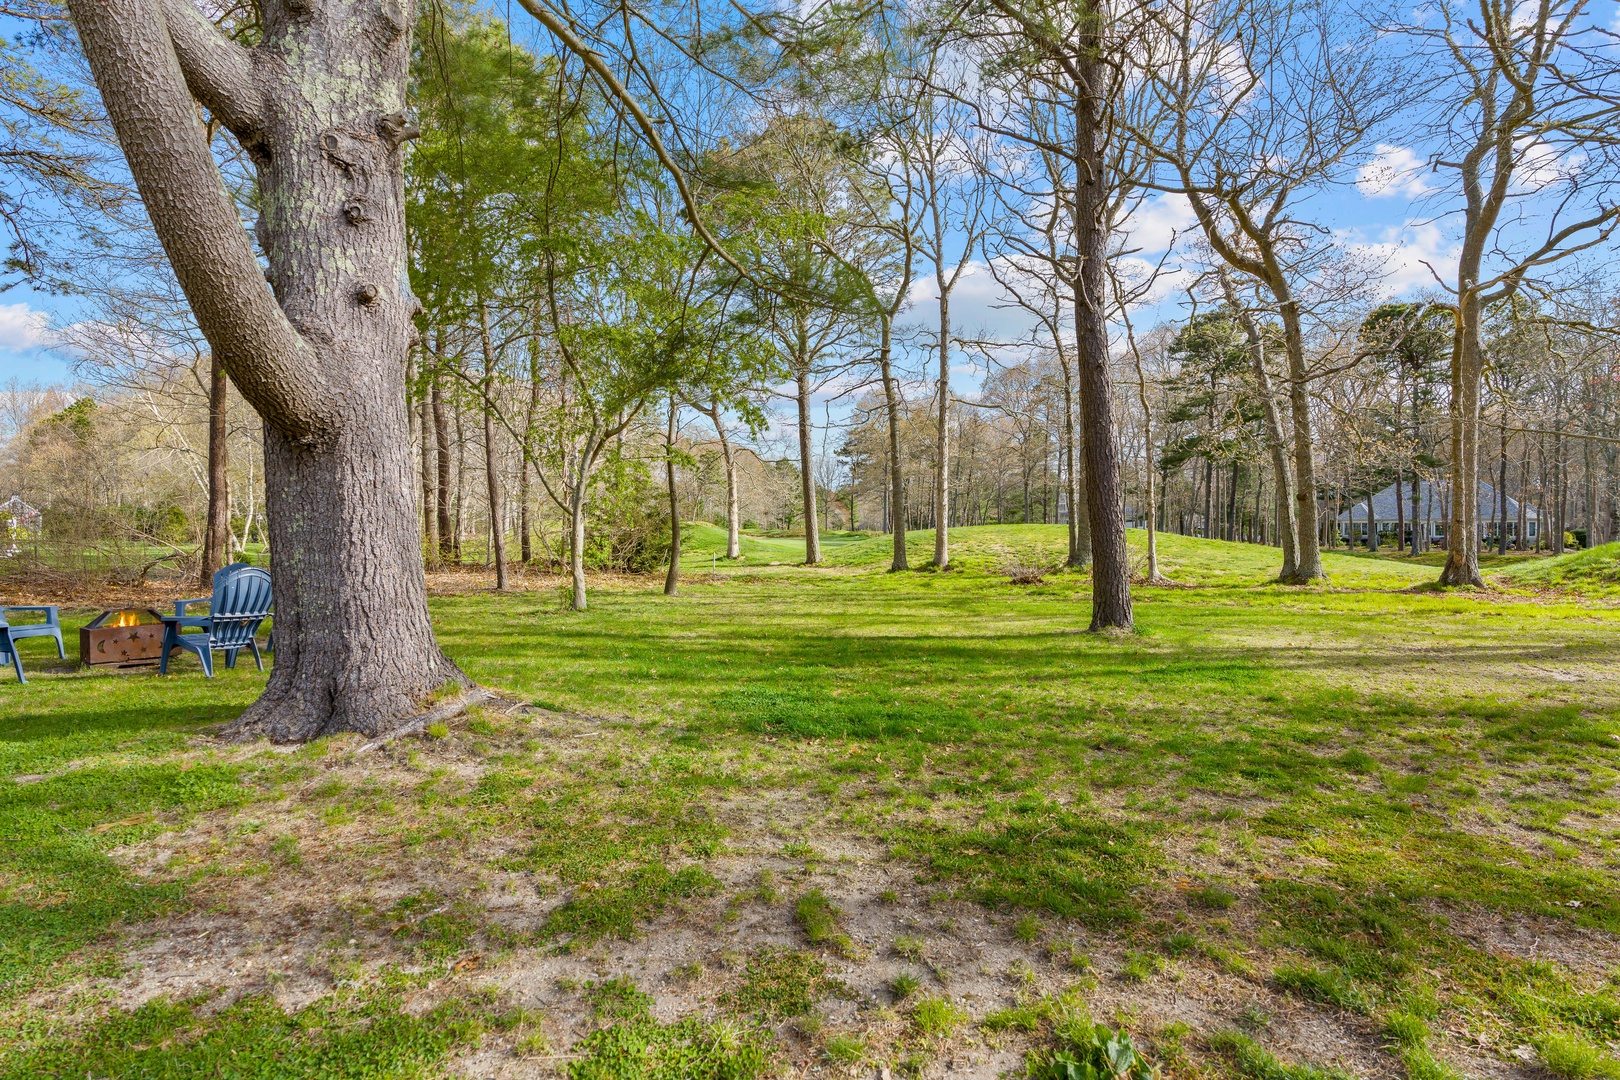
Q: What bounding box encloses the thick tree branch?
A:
[68,0,337,444]
[161,0,267,139]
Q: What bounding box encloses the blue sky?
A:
[2,4,1595,419]
[0,283,75,385]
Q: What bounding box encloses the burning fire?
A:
[105,610,145,628]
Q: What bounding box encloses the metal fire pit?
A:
[80,608,173,668]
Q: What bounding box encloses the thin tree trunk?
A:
[570,474,589,611]
[878,316,908,571]
[1582,436,1594,548]
[420,374,437,562]
[202,351,230,586]
[454,400,467,561]
[1498,420,1510,556]
[433,377,454,563]
[933,289,951,569]
[796,365,821,565]
[1202,458,1213,539]
[1440,237,1487,583]
[708,403,742,560]
[665,394,681,596]
[520,343,539,564]
[479,303,507,590]
[1228,461,1239,543]
[1277,300,1325,581]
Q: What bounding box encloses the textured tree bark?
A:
[1072,52,1131,632]
[878,317,908,571]
[201,351,230,586]
[795,364,821,565]
[70,0,465,740]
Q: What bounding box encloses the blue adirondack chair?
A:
[160,563,272,677]
[0,605,64,684]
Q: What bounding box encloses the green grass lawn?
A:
[2,526,1618,1079]
[679,523,873,567]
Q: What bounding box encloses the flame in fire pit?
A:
[86,608,161,629]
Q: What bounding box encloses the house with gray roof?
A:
[1336,479,1539,547]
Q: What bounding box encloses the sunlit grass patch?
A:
[720,947,849,1021]
[0,987,516,1080]
[570,976,772,1079]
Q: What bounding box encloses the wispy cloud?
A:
[1356,144,1434,199]
[0,302,52,352]
[1346,220,1459,295]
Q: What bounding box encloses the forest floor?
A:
[1,527,1618,1080]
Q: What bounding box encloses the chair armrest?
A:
[1,605,58,624]
[161,615,212,630]
[173,598,210,616]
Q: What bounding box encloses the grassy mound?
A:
[1497,542,1620,598]
[726,523,1437,590]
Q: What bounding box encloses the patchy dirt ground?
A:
[18,695,1589,1080]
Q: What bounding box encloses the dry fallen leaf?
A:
[92,814,151,833]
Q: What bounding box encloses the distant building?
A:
[0,494,40,557]
[1336,480,1538,546]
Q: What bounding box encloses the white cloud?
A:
[900,259,1046,343]
[1118,194,1196,256]
[1345,221,1459,296]
[1514,137,1584,189]
[0,303,52,351]
[1356,144,1434,199]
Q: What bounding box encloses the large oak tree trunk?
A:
[70,0,465,741]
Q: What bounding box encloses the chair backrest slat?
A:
[207,564,272,648]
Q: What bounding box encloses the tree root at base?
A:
[354,688,496,753]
